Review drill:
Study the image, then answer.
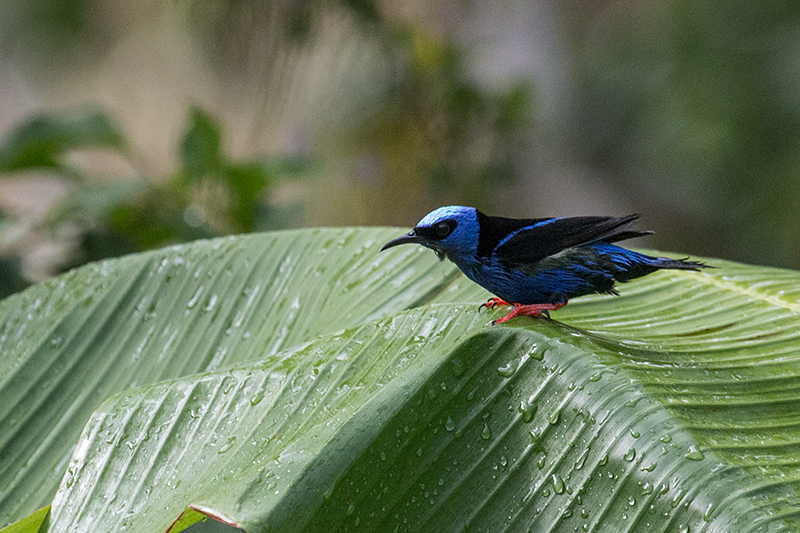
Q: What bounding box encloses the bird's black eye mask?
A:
[416,219,457,241]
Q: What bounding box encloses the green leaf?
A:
[223,162,271,231]
[0,107,124,172]
[181,107,223,183]
[46,305,774,532]
[2,228,800,531]
[0,507,49,533]
[0,228,466,527]
[167,507,217,533]
[49,179,149,222]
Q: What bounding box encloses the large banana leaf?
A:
[1,228,799,532]
[0,228,469,526]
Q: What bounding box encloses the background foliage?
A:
[2,1,800,298]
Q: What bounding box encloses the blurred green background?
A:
[1,0,799,298]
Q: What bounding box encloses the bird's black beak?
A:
[380,229,424,252]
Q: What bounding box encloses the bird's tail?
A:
[648,256,711,271]
[590,242,712,284]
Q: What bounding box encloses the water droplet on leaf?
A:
[624,448,636,462]
[497,362,515,378]
[684,445,705,461]
[552,474,565,494]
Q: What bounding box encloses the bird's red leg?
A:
[479,297,511,310]
[492,300,568,325]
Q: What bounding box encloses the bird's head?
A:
[380,205,479,261]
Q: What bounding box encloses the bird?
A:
[380,206,710,324]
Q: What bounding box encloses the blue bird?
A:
[380,206,709,324]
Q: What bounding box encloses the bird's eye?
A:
[435,222,451,237]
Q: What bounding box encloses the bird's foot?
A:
[479,297,511,311]
[491,301,568,325]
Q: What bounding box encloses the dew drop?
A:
[537,455,546,469]
[628,496,636,507]
[548,409,560,425]
[598,453,608,466]
[552,474,565,494]
[623,448,636,462]
[660,434,672,443]
[575,448,590,470]
[703,502,714,521]
[684,445,705,461]
[497,362,515,378]
[250,391,264,406]
[187,287,203,309]
[445,417,456,432]
[519,399,537,423]
[218,436,237,454]
[642,482,654,495]
[522,487,535,503]
[203,294,218,312]
[671,489,683,508]
[630,428,640,438]
[481,422,491,440]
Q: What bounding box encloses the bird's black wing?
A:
[489,214,649,267]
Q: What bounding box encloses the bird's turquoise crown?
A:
[417,205,474,228]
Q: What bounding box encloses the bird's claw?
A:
[489,301,567,325]
[479,297,511,311]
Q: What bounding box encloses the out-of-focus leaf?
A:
[181,107,223,183]
[224,162,270,231]
[257,155,315,179]
[0,257,30,299]
[49,179,148,222]
[0,506,49,533]
[0,107,124,173]
[253,201,304,232]
[167,507,225,533]
[497,82,535,131]
[224,163,269,198]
